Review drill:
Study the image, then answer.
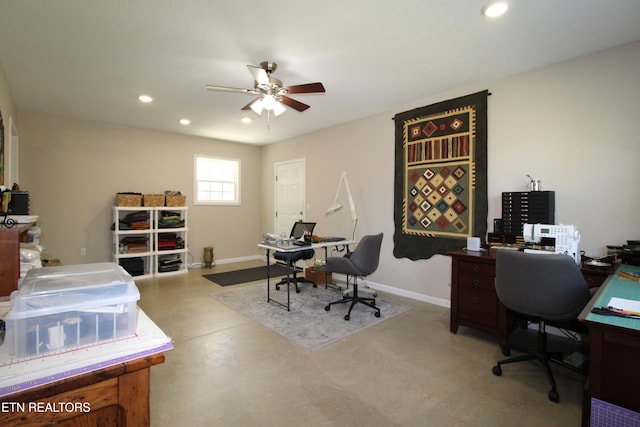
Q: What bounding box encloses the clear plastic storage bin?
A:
[3,262,140,357]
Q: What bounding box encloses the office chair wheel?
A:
[275,285,281,291]
[296,288,301,293]
[548,390,559,403]
[344,314,350,321]
[374,311,380,317]
[492,365,502,376]
[325,305,331,311]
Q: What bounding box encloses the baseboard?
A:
[331,273,451,308]
[190,254,262,269]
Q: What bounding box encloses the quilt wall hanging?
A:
[393,90,489,260]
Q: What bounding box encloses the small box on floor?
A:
[305,267,332,285]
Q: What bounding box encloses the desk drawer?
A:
[459,272,495,291]
[458,287,498,328]
[458,260,495,277]
[582,271,608,288]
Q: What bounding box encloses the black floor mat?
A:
[203,264,292,286]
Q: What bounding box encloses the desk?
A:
[258,239,354,310]
[579,264,640,425]
[448,249,608,355]
[0,353,164,426]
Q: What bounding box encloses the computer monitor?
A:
[290,221,316,239]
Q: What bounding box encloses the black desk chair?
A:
[273,221,318,293]
[324,233,383,320]
[491,250,593,403]
[273,248,316,293]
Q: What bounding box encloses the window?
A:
[194,155,240,205]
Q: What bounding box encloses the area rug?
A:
[203,265,290,286]
[212,283,411,351]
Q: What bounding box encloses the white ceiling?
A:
[1,1,640,145]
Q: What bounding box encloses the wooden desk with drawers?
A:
[448,249,609,354]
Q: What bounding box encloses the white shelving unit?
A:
[112,206,188,278]
[154,206,188,276]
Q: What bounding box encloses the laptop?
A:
[289,221,316,246]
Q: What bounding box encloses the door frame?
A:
[274,158,306,235]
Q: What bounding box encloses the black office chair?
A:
[273,248,316,293]
[491,250,593,403]
[324,233,383,320]
[273,220,318,293]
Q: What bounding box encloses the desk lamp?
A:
[326,171,358,240]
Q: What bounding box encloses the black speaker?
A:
[8,191,29,215]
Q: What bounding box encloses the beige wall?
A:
[4,41,639,305]
[16,113,262,265]
[261,41,640,305]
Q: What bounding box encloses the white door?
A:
[274,159,306,237]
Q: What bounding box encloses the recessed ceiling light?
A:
[483,2,508,18]
[179,119,191,125]
[138,95,153,103]
[241,117,252,124]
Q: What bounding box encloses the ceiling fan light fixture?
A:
[272,101,286,117]
[250,98,264,115]
[262,94,277,110]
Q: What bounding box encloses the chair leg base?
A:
[324,284,380,320]
[491,327,585,403]
[275,275,316,293]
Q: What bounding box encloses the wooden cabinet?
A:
[449,250,509,353]
[0,224,33,298]
[0,353,165,426]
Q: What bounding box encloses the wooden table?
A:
[0,353,165,426]
[579,264,640,425]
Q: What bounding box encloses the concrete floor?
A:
[136,260,585,426]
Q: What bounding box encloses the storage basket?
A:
[143,194,165,207]
[116,193,142,207]
[165,195,186,207]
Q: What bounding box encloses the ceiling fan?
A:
[205,61,325,117]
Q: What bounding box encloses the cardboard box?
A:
[305,267,332,285]
[4,262,140,357]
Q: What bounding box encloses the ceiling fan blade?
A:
[247,65,270,85]
[285,82,326,94]
[280,96,310,112]
[241,97,261,111]
[205,85,256,94]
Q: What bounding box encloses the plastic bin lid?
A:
[6,262,140,319]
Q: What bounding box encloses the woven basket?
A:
[165,195,186,207]
[116,194,142,207]
[143,194,165,207]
